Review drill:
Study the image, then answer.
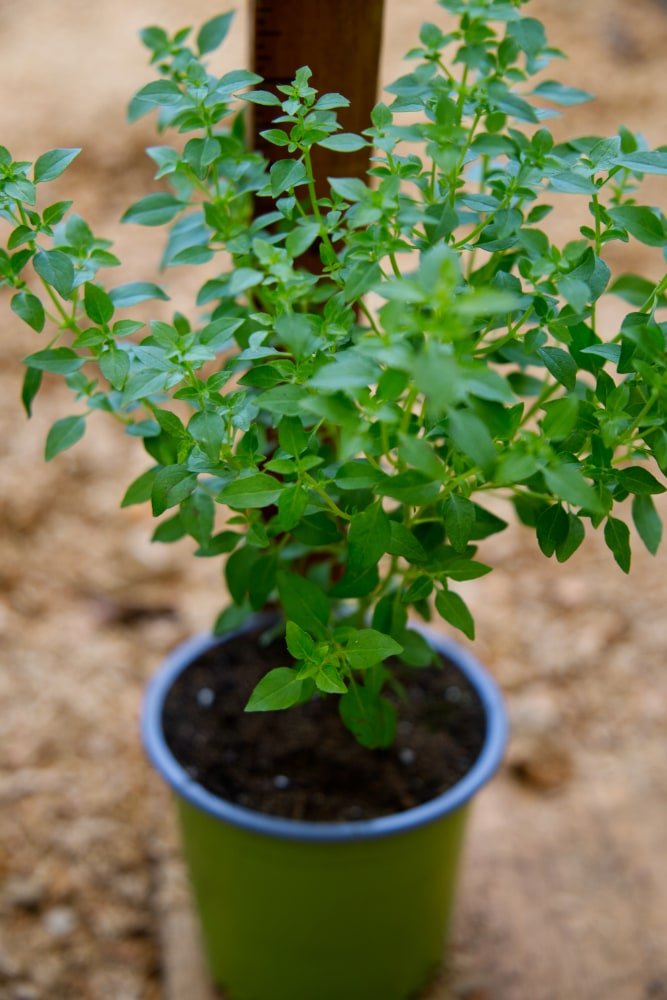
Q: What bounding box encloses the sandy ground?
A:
[0,2,666,998]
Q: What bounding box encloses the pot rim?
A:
[141,615,507,843]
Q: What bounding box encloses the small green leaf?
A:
[21,367,42,417]
[276,485,308,530]
[218,473,282,509]
[83,282,114,325]
[314,93,350,111]
[444,495,476,552]
[109,282,170,307]
[315,664,348,695]
[544,464,600,511]
[100,346,130,389]
[556,513,585,563]
[45,415,85,461]
[632,494,662,555]
[151,465,197,515]
[286,223,319,258]
[270,159,307,197]
[181,491,215,546]
[277,572,330,638]
[376,471,440,506]
[128,80,183,122]
[536,503,569,557]
[449,409,496,471]
[214,601,252,637]
[604,516,631,573]
[260,129,290,147]
[401,576,433,604]
[278,417,309,456]
[244,90,282,107]
[330,565,379,599]
[618,151,667,176]
[608,206,666,247]
[197,11,234,54]
[537,347,577,391]
[245,668,306,712]
[508,16,546,56]
[122,193,184,227]
[285,621,315,661]
[438,558,492,582]
[616,467,665,495]
[121,467,158,507]
[339,687,396,749]
[34,148,81,183]
[152,513,186,543]
[398,629,435,668]
[196,530,241,558]
[11,291,45,332]
[532,80,592,106]
[23,348,84,375]
[347,503,391,572]
[329,177,368,202]
[435,588,475,640]
[33,250,74,298]
[43,200,73,226]
[318,133,366,152]
[343,629,403,670]
[386,522,427,563]
[609,274,667,309]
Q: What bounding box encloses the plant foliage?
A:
[1,0,666,747]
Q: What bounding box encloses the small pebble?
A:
[445,685,463,703]
[399,748,416,766]
[43,906,77,938]
[196,687,215,708]
[273,775,290,790]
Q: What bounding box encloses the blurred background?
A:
[0,1,666,997]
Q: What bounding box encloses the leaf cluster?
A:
[1,3,666,747]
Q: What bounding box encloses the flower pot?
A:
[142,621,507,1000]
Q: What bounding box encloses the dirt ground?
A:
[0,1,666,998]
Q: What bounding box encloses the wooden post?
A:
[251,0,386,193]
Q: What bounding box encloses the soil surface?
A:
[163,628,485,821]
[0,2,666,999]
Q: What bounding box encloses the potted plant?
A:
[2,0,665,997]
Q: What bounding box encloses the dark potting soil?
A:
[162,627,486,822]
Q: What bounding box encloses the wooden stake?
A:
[250,0,386,193]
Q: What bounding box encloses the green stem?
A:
[640,274,667,314]
[520,382,561,426]
[302,147,337,263]
[590,189,603,333]
[303,474,351,521]
[359,300,382,336]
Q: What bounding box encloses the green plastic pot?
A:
[142,620,507,1000]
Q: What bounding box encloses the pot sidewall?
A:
[142,620,507,1000]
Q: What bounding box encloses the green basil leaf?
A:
[632,495,662,555]
[277,572,330,637]
[33,147,81,184]
[197,12,234,54]
[218,473,282,509]
[45,415,85,461]
[11,291,45,332]
[604,516,631,573]
[434,588,475,640]
[245,668,306,711]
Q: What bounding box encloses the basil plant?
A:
[1,0,666,748]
